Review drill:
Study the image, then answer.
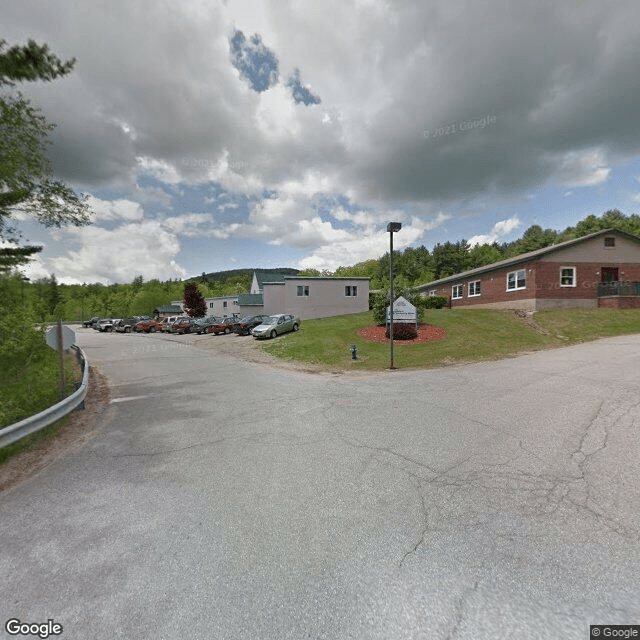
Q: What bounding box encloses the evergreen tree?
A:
[0,39,89,258]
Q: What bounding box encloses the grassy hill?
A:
[258,308,640,371]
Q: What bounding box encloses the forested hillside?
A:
[3,209,639,321]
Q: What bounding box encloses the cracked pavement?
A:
[1,329,639,639]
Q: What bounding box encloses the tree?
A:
[183,283,206,318]
[0,39,89,251]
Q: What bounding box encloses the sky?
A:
[3,0,640,285]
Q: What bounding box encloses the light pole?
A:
[386,222,402,369]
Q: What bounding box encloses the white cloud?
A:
[86,195,144,222]
[298,215,442,271]
[468,216,521,247]
[162,213,214,236]
[553,148,611,188]
[48,222,186,284]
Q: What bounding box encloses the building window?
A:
[223,301,228,308]
[507,269,526,291]
[209,302,214,308]
[297,285,309,297]
[560,267,576,287]
[604,237,615,247]
[452,284,463,299]
[468,280,481,297]
[345,285,358,297]
[428,290,437,297]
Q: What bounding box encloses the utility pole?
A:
[386,222,402,369]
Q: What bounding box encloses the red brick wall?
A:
[427,262,537,307]
[598,297,640,309]
[424,260,640,308]
[534,262,640,299]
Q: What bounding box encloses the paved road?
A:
[2,329,640,639]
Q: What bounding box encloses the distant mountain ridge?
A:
[192,267,300,283]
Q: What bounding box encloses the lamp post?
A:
[386,222,402,369]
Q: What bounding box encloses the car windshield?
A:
[266,316,280,324]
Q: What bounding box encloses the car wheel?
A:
[149,327,155,333]
[270,329,277,339]
[224,327,230,334]
[292,323,299,332]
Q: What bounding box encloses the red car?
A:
[205,317,239,335]
[134,319,164,333]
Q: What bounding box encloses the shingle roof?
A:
[238,293,264,306]
[415,228,640,290]
[254,272,286,289]
[154,304,183,313]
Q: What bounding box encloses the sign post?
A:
[46,321,76,400]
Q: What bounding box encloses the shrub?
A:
[385,323,418,340]
[418,295,449,310]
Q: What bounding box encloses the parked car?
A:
[161,316,180,332]
[134,319,164,333]
[191,316,222,334]
[233,314,271,336]
[95,318,116,332]
[83,316,100,328]
[205,317,240,335]
[115,317,139,333]
[169,317,195,334]
[251,314,300,339]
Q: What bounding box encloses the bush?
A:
[385,323,418,340]
[0,306,74,428]
[418,295,449,310]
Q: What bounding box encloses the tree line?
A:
[302,209,640,291]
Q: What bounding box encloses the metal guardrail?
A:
[0,345,89,449]
[596,281,640,297]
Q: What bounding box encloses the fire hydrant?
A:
[351,344,358,360]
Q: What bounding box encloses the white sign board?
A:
[46,325,75,351]
[386,296,417,324]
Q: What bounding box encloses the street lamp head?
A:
[386,222,402,232]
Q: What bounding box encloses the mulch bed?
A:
[358,323,446,344]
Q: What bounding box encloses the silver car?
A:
[251,314,300,339]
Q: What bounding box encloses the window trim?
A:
[507,269,526,291]
[451,284,463,300]
[604,236,616,248]
[468,280,481,297]
[559,266,577,288]
[344,285,358,297]
[297,285,310,297]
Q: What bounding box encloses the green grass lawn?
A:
[258,308,640,371]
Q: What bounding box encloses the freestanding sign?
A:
[386,296,417,325]
[46,321,75,400]
[45,324,75,351]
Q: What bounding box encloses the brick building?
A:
[414,229,640,311]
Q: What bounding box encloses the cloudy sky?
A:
[4,0,640,284]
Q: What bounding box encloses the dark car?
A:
[169,317,195,334]
[205,317,239,335]
[191,316,222,334]
[233,315,271,336]
[82,316,100,328]
[115,317,139,333]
